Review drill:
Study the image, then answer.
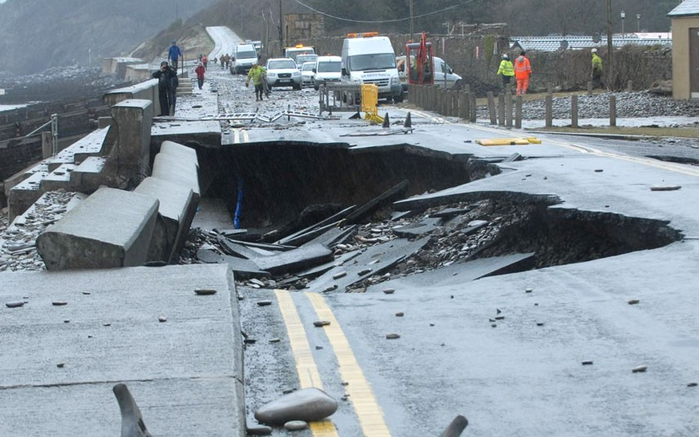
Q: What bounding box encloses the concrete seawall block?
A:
[109,99,153,180]
[152,152,200,196]
[160,140,199,168]
[36,187,159,270]
[135,176,197,263]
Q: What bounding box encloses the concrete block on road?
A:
[135,176,197,263]
[152,152,200,196]
[159,140,199,168]
[36,187,159,270]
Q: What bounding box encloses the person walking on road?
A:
[246,61,267,101]
[496,54,515,92]
[152,61,175,116]
[195,62,206,90]
[591,48,603,89]
[514,51,532,96]
[202,54,209,70]
[168,41,183,70]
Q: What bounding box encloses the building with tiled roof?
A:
[509,34,671,53]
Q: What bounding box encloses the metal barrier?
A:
[318,83,361,114]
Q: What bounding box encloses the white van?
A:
[231,44,258,74]
[312,55,342,90]
[341,33,403,102]
[397,55,462,91]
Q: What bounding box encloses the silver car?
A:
[265,58,302,90]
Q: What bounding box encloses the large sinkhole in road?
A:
[195,142,682,274]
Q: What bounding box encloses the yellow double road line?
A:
[232,128,249,144]
[275,290,391,437]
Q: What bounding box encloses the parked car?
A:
[396,55,462,91]
[265,58,302,90]
[295,54,319,69]
[300,62,316,87]
[312,55,342,90]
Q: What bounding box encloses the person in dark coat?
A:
[168,64,179,115]
[152,61,175,116]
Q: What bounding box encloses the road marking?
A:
[232,128,249,144]
[275,290,338,436]
[402,108,699,178]
[305,292,392,437]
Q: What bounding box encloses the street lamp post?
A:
[636,14,641,32]
[621,10,625,35]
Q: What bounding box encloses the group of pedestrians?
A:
[497,49,604,96]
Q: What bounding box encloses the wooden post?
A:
[587,81,593,96]
[451,90,461,117]
[459,91,468,119]
[627,80,633,92]
[545,93,553,128]
[498,93,505,126]
[469,92,477,123]
[610,94,616,127]
[571,95,579,128]
[515,95,522,129]
[487,91,497,125]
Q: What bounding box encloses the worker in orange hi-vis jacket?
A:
[514,51,532,96]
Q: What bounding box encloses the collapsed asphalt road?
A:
[3,59,699,436]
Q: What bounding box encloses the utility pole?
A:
[409,0,414,41]
[279,0,284,55]
[606,0,613,89]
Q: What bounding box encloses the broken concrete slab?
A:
[306,237,430,292]
[36,187,159,270]
[217,235,274,259]
[275,205,357,246]
[0,264,244,436]
[196,248,271,279]
[297,249,363,280]
[253,243,334,276]
[159,140,199,168]
[152,152,200,197]
[135,176,197,263]
[392,217,443,238]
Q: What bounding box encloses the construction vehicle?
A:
[405,32,434,86]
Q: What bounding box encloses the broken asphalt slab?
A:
[306,236,430,293]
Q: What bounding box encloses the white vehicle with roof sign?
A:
[341,32,403,102]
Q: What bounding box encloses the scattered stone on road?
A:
[257,300,272,307]
[254,387,338,426]
[632,365,648,373]
[246,424,272,435]
[284,420,309,431]
[313,320,331,327]
[194,288,217,295]
[5,301,25,308]
[386,333,401,339]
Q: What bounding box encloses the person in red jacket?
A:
[514,51,532,96]
[195,62,206,90]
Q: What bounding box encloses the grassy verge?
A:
[531,126,699,139]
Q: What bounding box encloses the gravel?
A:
[477,90,699,122]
